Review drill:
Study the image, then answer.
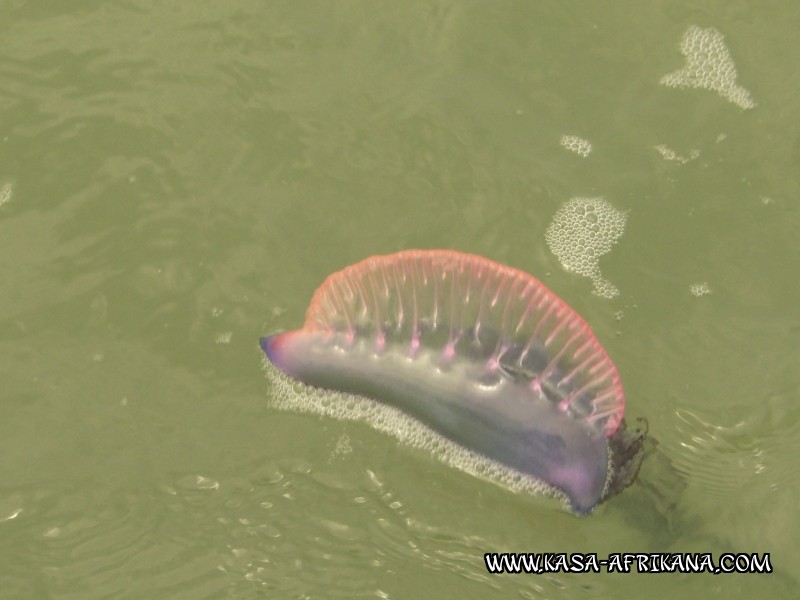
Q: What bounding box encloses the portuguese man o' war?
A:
[261,250,646,514]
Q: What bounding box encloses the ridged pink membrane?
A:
[262,250,627,513]
[299,250,621,435]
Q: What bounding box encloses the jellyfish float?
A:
[262,250,646,514]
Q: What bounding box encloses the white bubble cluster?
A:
[654,144,700,164]
[545,197,627,298]
[660,25,755,110]
[690,282,712,297]
[215,331,232,344]
[328,433,353,463]
[262,359,565,505]
[560,135,592,157]
[0,181,12,207]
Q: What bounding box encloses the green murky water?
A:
[1,1,797,597]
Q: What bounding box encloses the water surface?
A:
[1,1,797,597]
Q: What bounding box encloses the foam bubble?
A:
[0,181,12,207]
[690,282,712,297]
[654,144,700,164]
[262,359,566,505]
[560,135,592,157]
[328,433,353,463]
[215,332,232,344]
[660,26,755,110]
[545,197,627,298]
